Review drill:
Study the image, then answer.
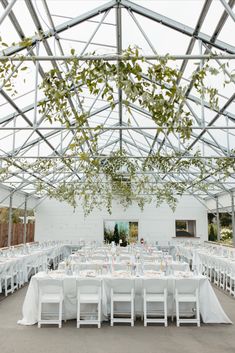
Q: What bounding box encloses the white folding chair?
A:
[77,278,102,328]
[52,248,60,269]
[26,256,40,281]
[37,278,64,328]
[143,278,168,327]
[219,262,228,290]
[110,278,135,327]
[226,270,235,297]
[3,263,18,296]
[174,279,200,327]
[213,259,220,286]
[17,263,26,288]
[203,256,213,281]
[36,254,48,273]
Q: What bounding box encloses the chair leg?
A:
[164,299,168,327]
[59,302,62,328]
[176,299,179,327]
[77,301,80,328]
[11,276,14,294]
[232,279,235,297]
[5,278,8,297]
[110,299,114,327]
[196,300,200,327]
[98,301,101,328]
[143,297,147,327]
[131,298,134,327]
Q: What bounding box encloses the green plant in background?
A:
[220,213,232,227]
[0,207,34,224]
[208,223,217,242]
[208,212,233,243]
[220,228,233,242]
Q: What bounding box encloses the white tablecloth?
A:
[0,244,80,277]
[18,271,232,325]
[0,248,55,276]
[59,260,189,273]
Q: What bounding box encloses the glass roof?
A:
[0,0,234,206]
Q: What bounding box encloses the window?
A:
[104,220,138,246]
[175,220,196,237]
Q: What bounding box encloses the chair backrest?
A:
[37,254,44,267]
[175,278,199,295]
[38,278,63,297]
[143,278,168,294]
[77,278,102,295]
[10,260,18,274]
[110,278,134,294]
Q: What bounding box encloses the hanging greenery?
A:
[0,42,234,215]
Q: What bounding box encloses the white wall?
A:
[35,195,208,245]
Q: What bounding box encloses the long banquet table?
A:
[0,244,78,276]
[58,260,189,272]
[18,270,232,325]
[0,247,56,273]
[194,250,235,274]
[176,244,235,275]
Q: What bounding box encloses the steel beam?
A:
[116,1,123,151]
[120,0,235,53]
[0,0,45,78]
[231,192,235,245]
[219,0,235,22]
[1,54,235,61]
[0,0,17,25]
[177,0,213,81]
[1,125,235,131]
[7,193,13,247]
[0,0,117,57]
[23,195,27,244]
[4,102,117,156]
[216,196,221,241]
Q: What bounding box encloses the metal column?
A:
[216,196,220,241]
[7,193,13,247]
[116,1,123,152]
[231,192,235,245]
[23,195,28,244]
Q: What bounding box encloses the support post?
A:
[7,193,13,247]
[216,196,220,241]
[231,192,235,245]
[23,195,28,244]
[116,1,123,152]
